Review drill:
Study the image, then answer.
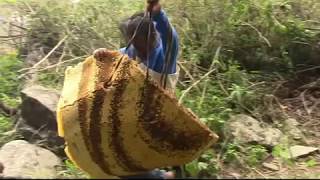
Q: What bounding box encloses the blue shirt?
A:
[120,10,179,74]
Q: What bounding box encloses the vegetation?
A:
[0,0,320,178]
[0,53,22,146]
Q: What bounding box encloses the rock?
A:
[0,140,62,179]
[262,162,279,171]
[284,118,303,140]
[16,85,65,157]
[20,85,60,130]
[289,145,319,159]
[229,172,241,179]
[263,128,283,147]
[0,162,3,173]
[224,114,283,147]
[286,118,300,126]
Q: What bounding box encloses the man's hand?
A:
[93,48,109,61]
[147,0,159,5]
[146,0,161,15]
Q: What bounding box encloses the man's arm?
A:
[154,11,179,74]
[149,3,179,74]
[152,10,178,51]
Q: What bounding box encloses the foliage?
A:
[17,0,144,57]
[223,143,240,163]
[222,144,268,167]
[306,159,318,168]
[272,144,291,160]
[37,70,65,90]
[0,53,22,145]
[272,140,295,166]
[58,160,89,179]
[165,0,320,71]
[0,53,23,105]
[246,145,268,166]
[0,0,17,4]
[0,116,12,134]
[0,53,22,129]
[185,150,219,178]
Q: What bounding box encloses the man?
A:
[93,0,179,179]
[94,0,179,93]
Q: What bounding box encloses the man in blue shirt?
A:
[94,0,179,93]
[93,0,179,179]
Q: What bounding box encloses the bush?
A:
[0,53,22,106]
[165,0,320,71]
[0,53,22,145]
[17,0,144,57]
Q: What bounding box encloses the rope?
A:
[122,4,186,178]
[146,9,153,80]
[160,24,174,89]
[122,4,174,90]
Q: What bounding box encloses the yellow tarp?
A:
[56,50,218,178]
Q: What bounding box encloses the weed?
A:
[306,159,318,168]
[58,160,89,179]
[246,145,268,166]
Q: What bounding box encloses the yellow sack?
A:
[56,50,218,178]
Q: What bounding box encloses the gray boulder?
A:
[224,114,283,148]
[0,140,62,179]
[16,85,65,157]
[20,85,60,130]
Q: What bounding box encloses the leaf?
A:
[185,160,200,177]
[306,159,317,167]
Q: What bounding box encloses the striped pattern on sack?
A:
[56,50,219,178]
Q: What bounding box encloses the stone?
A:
[263,128,283,147]
[16,85,65,157]
[284,118,303,140]
[0,140,62,179]
[20,85,60,130]
[224,114,283,147]
[262,162,279,171]
[289,145,319,159]
[286,118,300,126]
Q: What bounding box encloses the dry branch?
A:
[18,55,87,79]
[179,68,217,104]
[18,35,69,73]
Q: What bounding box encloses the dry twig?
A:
[18,55,86,79]
[179,68,217,104]
[18,35,69,73]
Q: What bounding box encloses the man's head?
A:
[119,12,158,58]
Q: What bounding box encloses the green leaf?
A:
[306,159,318,168]
[185,160,200,177]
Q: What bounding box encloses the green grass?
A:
[0,116,12,134]
[57,160,89,179]
[0,53,22,145]
[0,53,22,103]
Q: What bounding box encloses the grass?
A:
[57,160,89,179]
[0,53,22,146]
[0,116,12,134]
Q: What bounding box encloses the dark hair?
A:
[119,12,157,53]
